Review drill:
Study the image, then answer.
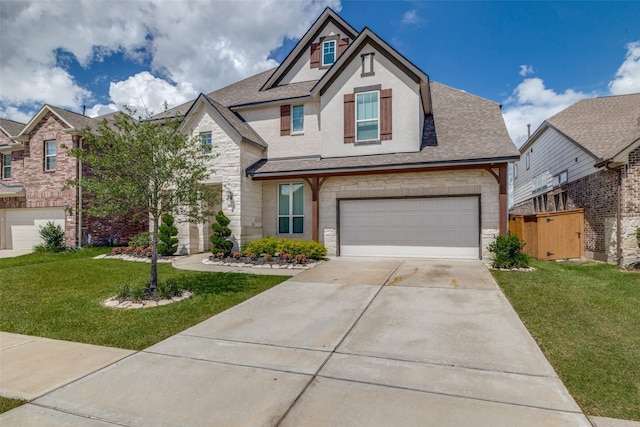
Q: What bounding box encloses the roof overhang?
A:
[16,104,74,140]
[0,143,25,153]
[0,182,26,197]
[247,156,518,180]
[594,135,640,169]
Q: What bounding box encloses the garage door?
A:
[339,197,479,259]
[5,208,65,250]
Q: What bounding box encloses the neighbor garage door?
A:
[339,197,479,259]
[5,208,65,250]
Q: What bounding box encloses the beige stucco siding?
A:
[280,21,353,85]
[240,102,322,159]
[261,169,499,258]
[321,44,423,158]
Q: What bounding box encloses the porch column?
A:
[499,163,508,235]
[304,177,327,242]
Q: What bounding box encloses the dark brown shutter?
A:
[310,43,320,68]
[380,88,392,141]
[280,105,291,136]
[344,93,355,143]
[338,38,349,56]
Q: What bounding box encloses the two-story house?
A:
[0,106,145,250]
[511,93,640,264]
[161,8,519,259]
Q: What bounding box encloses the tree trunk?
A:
[150,216,159,289]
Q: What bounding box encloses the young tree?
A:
[67,106,216,288]
[210,210,233,256]
[158,213,179,256]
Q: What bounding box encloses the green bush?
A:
[210,210,233,256]
[128,231,151,248]
[488,233,529,269]
[37,221,66,252]
[244,237,327,260]
[158,214,179,256]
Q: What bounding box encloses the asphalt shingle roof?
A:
[0,118,25,137]
[247,81,520,177]
[545,93,640,160]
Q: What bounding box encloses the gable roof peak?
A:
[260,7,358,91]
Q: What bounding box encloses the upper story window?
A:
[200,131,212,154]
[2,154,11,179]
[525,152,530,170]
[44,140,56,171]
[278,183,304,234]
[513,163,518,180]
[291,105,304,133]
[322,40,336,66]
[356,91,379,142]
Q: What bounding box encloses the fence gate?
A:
[509,209,584,260]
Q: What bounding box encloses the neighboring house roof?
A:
[14,104,96,141]
[0,118,25,137]
[247,81,519,178]
[523,93,640,163]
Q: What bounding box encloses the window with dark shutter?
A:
[344,93,355,143]
[280,105,291,135]
[310,43,320,68]
[380,88,392,140]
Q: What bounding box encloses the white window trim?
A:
[2,154,10,179]
[321,39,336,67]
[525,152,530,170]
[277,183,304,235]
[355,90,380,143]
[200,131,212,154]
[291,105,304,134]
[44,140,56,171]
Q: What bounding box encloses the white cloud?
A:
[401,10,422,25]
[519,65,534,77]
[502,78,590,147]
[0,0,340,122]
[608,41,640,95]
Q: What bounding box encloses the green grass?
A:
[0,249,287,350]
[491,260,640,420]
[0,397,27,414]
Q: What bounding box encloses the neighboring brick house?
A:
[159,8,519,259]
[511,93,640,264]
[0,106,145,250]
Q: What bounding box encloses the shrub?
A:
[488,233,529,269]
[244,237,327,260]
[128,231,151,249]
[158,214,179,256]
[210,210,233,256]
[296,253,307,264]
[37,221,66,252]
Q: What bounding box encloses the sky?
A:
[1,0,639,147]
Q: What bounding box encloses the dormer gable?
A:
[261,7,357,90]
[312,27,432,116]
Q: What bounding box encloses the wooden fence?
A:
[509,209,584,260]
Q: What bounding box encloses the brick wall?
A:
[623,147,640,216]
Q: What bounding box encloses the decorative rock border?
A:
[202,257,316,270]
[102,291,193,310]
[94,254,184,263]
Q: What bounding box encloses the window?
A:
[278,183,304,234]
[525,152,530,170]
[2,154,10,179]
[322,40,336,66]
[531,171,548,192]
[513,163,518,179]
[552,170,568,188]
[45,140,56,171]
[356,91,379,142]
[200,132,212,154]
[291,105,304,133]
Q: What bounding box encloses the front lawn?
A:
[491,260,640,420]
[0,248,287,350]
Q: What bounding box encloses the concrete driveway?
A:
[1,257,591,426]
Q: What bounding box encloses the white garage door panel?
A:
[340,197,479,259]
[5,208,65,250]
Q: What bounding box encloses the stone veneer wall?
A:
[263,168,500,258]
